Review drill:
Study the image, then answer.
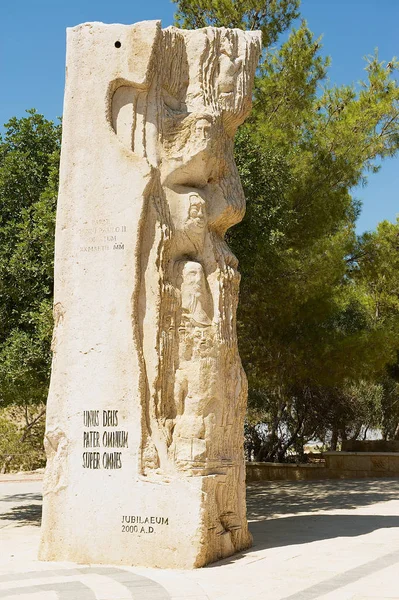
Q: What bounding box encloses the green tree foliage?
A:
[174,0,399,459]
[351,220,399,442]
[353,220,399,321]
[0,403,46,473]
[1,2,399,467]
[173,0,300,46]
[0,110,61,410]
[235,37,399,459]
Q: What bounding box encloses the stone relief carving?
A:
[109,30,257,479]
[107,25,260,557]
[41,21,261,568]
[108,26,260,480]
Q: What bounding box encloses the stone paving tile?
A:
[341,562,399,599]
[167,596,208,599]
[0,569,173,599]
[1,478,399,599]
[0,595,57,600]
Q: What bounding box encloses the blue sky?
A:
[1,0,398,234]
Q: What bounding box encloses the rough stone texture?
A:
[39,21,261,569]
[324,451,399,478]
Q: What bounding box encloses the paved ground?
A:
[1,476,399,600]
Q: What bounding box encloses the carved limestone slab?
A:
[39,20,261,569]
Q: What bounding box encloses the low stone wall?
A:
[246,462,328,482]
[324,451,399,479]
[246,452,399,482]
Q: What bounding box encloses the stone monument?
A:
[39,20,261,569]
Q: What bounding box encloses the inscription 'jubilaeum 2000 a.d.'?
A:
[121,515,169,534]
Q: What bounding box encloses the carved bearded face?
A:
[179,261,212,326]
[186,194,207,235]
[182,261,205,293]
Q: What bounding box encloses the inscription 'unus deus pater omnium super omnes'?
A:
[82,409,128,470]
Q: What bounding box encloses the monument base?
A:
[39,468,251,569]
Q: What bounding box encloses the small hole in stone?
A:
[115,41,121,48]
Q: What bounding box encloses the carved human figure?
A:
[169,258,213,453]
[186,193,206,234]
[179,260,212,327]
[167,190,209,260]
[170,261,217,465]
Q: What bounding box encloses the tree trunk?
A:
[0,407,46,474]
[1,455,15,475]
[330,427,338,451]
[277,418,304,462]
[350,425,362,440]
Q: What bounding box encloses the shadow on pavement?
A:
[208,478,399,568]
[0,503,42,526]
[1,493,42,503]
[246,477,399,519]
[250,513,399,550]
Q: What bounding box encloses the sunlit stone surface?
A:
[39,20,261,569]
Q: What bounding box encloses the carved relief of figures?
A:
[108,26,260,480]
[109,25,260,524]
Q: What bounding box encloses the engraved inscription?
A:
[82,409,128,469]
[78,219,127,252]
[121,515,169,534]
